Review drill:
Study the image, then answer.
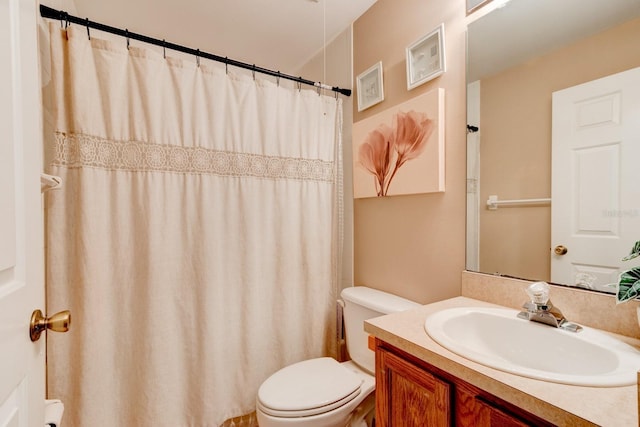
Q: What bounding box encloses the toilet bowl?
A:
[256,286,419,427]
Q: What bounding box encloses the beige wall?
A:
[41,0,78,13]
[479,17,640,281]
[352,0,467,304]
[297,29,355,291]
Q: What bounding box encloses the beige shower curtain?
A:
[44,24,342,426]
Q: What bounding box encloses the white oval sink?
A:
[424,306,640,387]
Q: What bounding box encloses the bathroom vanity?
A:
[365,295,640,426]
[374,339,553,426]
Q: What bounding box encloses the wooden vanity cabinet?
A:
[376,347,451,425]
[374,339,555,427]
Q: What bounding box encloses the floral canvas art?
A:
[353,88,445,198]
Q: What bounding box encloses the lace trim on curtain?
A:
[51,131,335,182]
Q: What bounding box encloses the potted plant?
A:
[616,240,640,303]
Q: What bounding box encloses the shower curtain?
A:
[44,24,342,426]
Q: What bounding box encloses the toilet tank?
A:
[340,286,420,374]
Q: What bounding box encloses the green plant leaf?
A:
[616,267,640,303]
[622,240,640,261]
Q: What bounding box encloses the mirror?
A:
[466,0,640,293]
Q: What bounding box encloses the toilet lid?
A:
[257,357,362,416]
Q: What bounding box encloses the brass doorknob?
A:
[30,309,71,342]
[554,245,568,255]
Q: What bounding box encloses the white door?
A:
[0,0,46,424]
[551,67,640,292]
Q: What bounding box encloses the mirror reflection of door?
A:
[551,66,640,291]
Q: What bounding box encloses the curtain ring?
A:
[125,29,130,50]
[196,49,200,67]
[86,18,90,40]
[317,83,321,96]
[162,39,166,59]
[276,71,280,87]
[63,13,69,40]
[334,90,339,100]
[252,64,256,80]
[297,80,302,92]
[225,57,228,74]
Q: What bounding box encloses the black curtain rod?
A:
[39,4,352,97]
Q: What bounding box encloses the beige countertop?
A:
[365,296,640,427]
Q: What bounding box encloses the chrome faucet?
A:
[517,282,582,332]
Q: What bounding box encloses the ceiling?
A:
[64,0,377,74]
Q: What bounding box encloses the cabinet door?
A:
[456,386,532,427]
[476,398,532,427]
[376,348,450,427]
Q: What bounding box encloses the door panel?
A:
[0,0,45,424]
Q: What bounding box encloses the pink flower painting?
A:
[353,88,445,198]
[358,124,394,196]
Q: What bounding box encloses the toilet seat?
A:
[257,387,361,418]
[257,357,363,418]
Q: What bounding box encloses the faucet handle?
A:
[526,281,550,305]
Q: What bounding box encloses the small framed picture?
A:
[406,24,446,90]
[466,0,492,14]
[356,61,384,112]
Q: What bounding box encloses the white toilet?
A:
[256,286,420,427]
